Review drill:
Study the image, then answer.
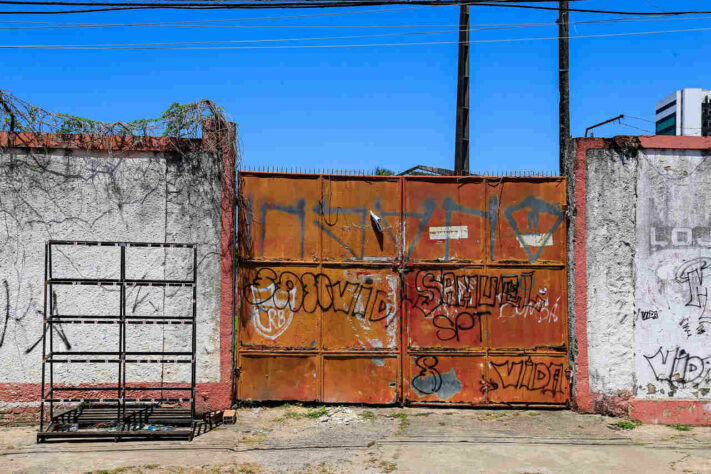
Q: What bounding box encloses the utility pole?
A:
[454,4,470,175]
[558,0,570,174]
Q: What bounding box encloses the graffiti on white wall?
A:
[635,150,711,398]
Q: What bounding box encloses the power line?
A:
[6,0,711,16]
[625,115,654,124]
[0,3,439,22]
[5,12,711,29]
[3,23,711,49]
[619,121,653,133]
[0,0,463,14]
[0,0,564,7]
[0,0,483,15]
[467,2,711,15]
[2,26,476,46]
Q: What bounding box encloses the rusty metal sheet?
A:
[492,180,566,264]
[486,354,569,405]
[405,267,566,350]
[405,268,485,350]
[320,177,401,262]
[323,356,398,404]
[236,173,569,407]
[239,355,319,401]
[487,268,566,349]
[405,354,486,404]
[239,174,321,261]
[321,267,399,351]
[239,265,320,349]
[403,178,488,263]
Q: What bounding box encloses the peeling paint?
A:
[412,369,462,401]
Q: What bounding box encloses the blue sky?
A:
[2,0,710,173]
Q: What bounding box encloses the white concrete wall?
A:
[0,148,222,402]
[585,148,637,395]
[585,146,711,400]
[635,149,711,399]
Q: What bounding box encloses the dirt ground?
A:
[3,405,711,473]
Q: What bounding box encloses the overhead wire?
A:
[4,22,711,49]
[5,11,711,29]
[0,0,569,8]
[619,121,653,133]
[0,0,484,14]
[624,115,654,123]
[0,26,481,46]
[4,0,711,16]
[467,2,711,15]
[0,3,444,22]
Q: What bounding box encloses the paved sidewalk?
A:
[3,406,711,473]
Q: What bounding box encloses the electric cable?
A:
[5,0,711,16]
[619,121,653,133]
[3,22,711,49]
[4,12,711,30]
[624,115,654,123]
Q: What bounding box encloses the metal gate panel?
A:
[238,172,402,403]
[239,264,321,349]
[237,172,568,406]
[323,356,398,404]
[403,178,488,263]
[401,176,568,407]
[405,354,487,404]
[240,174,322,262]
[320,176,401,262]
[487,354,569,405]
[405,267,486,350]
[487,267,567,350]
[492,180,567,264]
[240,355,319,401]
[321,267,399,351]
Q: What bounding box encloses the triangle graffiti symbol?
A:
[503,196,564,264]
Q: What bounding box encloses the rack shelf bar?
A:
[38,240,198,443]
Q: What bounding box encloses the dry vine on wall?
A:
[0,90,239,384]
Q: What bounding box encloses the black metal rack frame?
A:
[38,240,198,442]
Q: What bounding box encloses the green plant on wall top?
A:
[0,89,228,141]
[375,167,395,176]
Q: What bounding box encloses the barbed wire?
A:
[0,89,228,142]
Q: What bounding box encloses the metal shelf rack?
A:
[38,240,198,442]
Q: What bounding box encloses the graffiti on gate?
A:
[244,193,564,263]
[488,357,566,396]
[242,268,397,340]
[313,198,400,259]
[410,355,463,400]
[409,355,566,401]
[408,269,560,339]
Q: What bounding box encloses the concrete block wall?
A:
[570,136,711,425]
[0,131,235,420]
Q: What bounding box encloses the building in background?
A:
[655,88,711,136]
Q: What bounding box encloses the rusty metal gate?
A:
[236,172,568,406]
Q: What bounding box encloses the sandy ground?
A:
[3,406,711,473]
